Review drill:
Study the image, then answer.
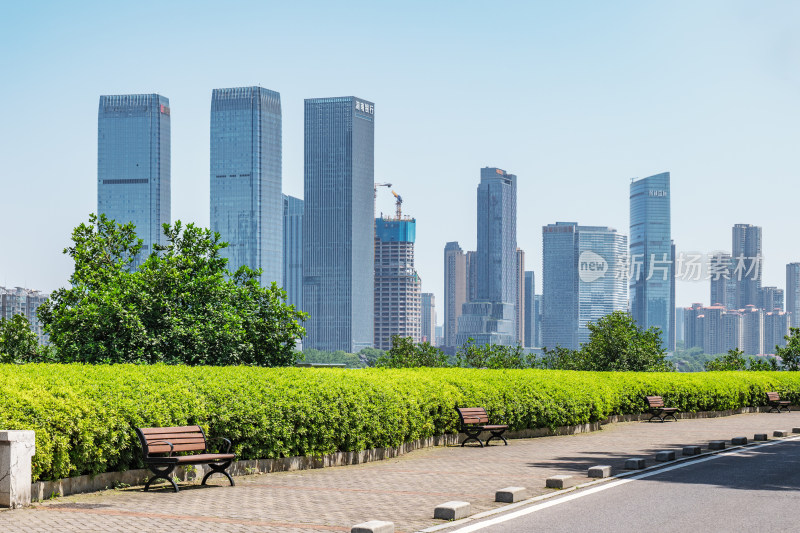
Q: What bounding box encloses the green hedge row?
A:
[2,364,800,482]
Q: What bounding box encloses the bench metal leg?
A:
[461,428,484,447]
[665,413,678,422]
[201,461,235,487]
[485,431,508,446]
[144,464,179,493]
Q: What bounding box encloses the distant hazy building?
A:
[456,168,517,346]
[683,303,704,350]
[675,306,685,345]
[629,172,673,350]
[741,306,764,355]
[373,216,421,350]
[709,252,736,309]
[759,286,784,312]
[515,248,525,346]
[732,224,763,309]
[443,241,467,346]
[701,305,726,355]
[282,195,303,309]
[764,311,790,354]
[98,93,170,265]
[788,263,800,328]
[211,87,282,284]
[542,222,627,350]
[421,293,436,344]
[0,286,49,343]
[523,271,535,348]
[303,96,375,352]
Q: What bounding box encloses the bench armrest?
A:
[207,437,232,454]
[147,439,174,457]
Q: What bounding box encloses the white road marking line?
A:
[444,437,799,533]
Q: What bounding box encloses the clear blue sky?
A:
[1,1,798,313]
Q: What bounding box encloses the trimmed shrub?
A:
[2,364,800,482]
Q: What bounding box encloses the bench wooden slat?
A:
[139,425,204,435]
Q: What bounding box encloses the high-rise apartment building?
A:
[542,222,627,350]
[456,168,517,346]
[709,252,736,309]
[283,195,303,309]
[732,224,763,308]
[764,311,790,354]
[421,293,436,344]
[759,286,784,312]
[534,294,543,347]
[788,263,800,328]
[515,248,525,346]
[98,94,170,263]
[210,87,282,284]
[629,173,673,350]
[303,97,375,352]
[373,217,421,350]
[741,305,764,355]
[443,242,467,347]
[523,271,535,348]
[0,286,49,343]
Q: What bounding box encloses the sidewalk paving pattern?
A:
[2,412,799,532]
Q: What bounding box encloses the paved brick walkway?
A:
[2,412,800,532]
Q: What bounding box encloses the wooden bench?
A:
[766,392,791,413]
[455,407,508,447]
[135,425,236,492]
[645,396,679,422]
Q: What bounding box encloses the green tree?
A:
[775,327,800,371]
[705,348,748,371]
[38,214,306,366]
[537,311,672,371]
[0,314,43,363]
[456,338,529,369]
[375,336,449,368]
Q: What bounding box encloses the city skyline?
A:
[2,2,799,318]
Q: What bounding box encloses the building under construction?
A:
[374,191,422,350]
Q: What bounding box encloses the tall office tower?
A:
[741,305,764,355]
[373,216,422,350]
[675,306,685,345]
[98,94,170,264]
[534,294,543,347]
[456,168,517,347]
[210,87,282,285]
[303,96,375,352]
[0,286,50,343]
[709,252,736,309]
[683,303,705,350]
[764,311,790,353]
[282,195,303,309]
[421,293,436,344]
[701,306,726,355]
[732,224,763,308]
[788,263,800,328]
[759,286,784,312]
[444,242,467,346]
[466,250,479,303]
[542,222,628,350]
[629,173,673,350]
[524,271,535,348]
[515,248,525,346]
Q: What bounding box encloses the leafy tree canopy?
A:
[38,214,306,366]
[0,314,46,363]
[376,335,450,368]
[540,311,674,372]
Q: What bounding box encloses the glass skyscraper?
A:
[732,223,763,309]
[283,194,303,310]
[98,93,170,263]
[630,172,674,350]
[210,87,282,285]
[456,167,517,347]
[788,263,800,329]
[303,96,375,352]
[542,222,627,350]
[524,271,535,348]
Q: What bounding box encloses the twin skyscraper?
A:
[97,89,376,352]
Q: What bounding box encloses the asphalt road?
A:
[447,438,800,533]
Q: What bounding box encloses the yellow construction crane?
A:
[391,190,403,219]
